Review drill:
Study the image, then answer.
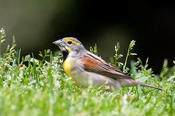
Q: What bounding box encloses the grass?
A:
[0,28,175,116]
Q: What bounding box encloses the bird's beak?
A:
[53,39,62,46]
[53,39,67,51]
[53,39,66,47]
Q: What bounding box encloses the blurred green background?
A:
[0,0,175,73]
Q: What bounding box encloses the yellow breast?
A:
[63,58,74,77]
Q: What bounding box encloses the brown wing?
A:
[80,51,134,80]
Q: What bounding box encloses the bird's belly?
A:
[70,71,121,88]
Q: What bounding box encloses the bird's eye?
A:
[67,41,72,45]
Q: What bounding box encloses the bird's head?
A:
[53,37,85,59]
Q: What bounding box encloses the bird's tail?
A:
[136,81,163,90]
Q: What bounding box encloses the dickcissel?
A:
[53,37,162,90]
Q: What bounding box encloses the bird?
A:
[53,37,162,90]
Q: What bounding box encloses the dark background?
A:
[0,0,175,73]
